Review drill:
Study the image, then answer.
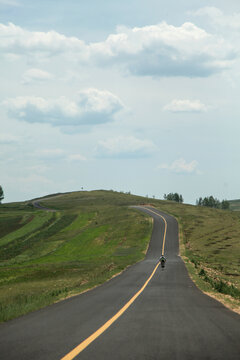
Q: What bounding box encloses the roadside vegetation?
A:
[0,190,239,321]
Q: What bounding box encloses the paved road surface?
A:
[0,206,239,359]
[32,201,56,212]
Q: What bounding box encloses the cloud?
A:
[96,136,156,158]
[164,99,207,113]
[96,22,234,78]
[159,158,200,174]
[0,22,235,77]
[3,88,124,128]
[0,22,85,57]
[22,68,53,84]
[192,7,240,31]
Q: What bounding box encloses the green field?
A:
[0,191,153,321]
[0,190,239,321]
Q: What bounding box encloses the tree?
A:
[221,200,230,210]
[0,185,4,203]
[196,197,203,206]
[173,193,179,202]
[164,192,184,203]
[196,195,230,210]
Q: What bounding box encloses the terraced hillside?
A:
[0,190,239,321]
[0,191,153,321]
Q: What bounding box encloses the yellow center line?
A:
[141,207,167,256]
[61,206,167,360]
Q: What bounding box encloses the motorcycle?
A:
[160,256,166,269]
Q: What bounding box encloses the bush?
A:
[199,269,240,299]
[199,268,206,276]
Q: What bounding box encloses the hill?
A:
[0,190,239,321]
[0,191,153,321]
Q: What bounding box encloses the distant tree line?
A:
[0,185,4,203]
[196,196,230,210]
[164,193,183,203]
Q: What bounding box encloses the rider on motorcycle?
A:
[159,255,166,267]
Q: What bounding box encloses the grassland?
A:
[0,190,239,322]
[0,191,153,322]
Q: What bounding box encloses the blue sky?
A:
[1,0,240,203]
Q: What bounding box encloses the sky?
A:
[1,0,240,204]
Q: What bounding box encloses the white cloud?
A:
[91,22,234,77]
[0,21,235,77]
[96,136,156,158]
[159,158,199,174]
[3,88,124,128]
[164,99,207,113]
[22,68,53,84]
[192,7,240,31]
[0,22,85,57]
[67,154,87,161]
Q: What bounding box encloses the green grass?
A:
[0,212,53,248]
[0,192,153,321]
[0,190,239,321]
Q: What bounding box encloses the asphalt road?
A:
[0,206,239,359]
[32,201,56,212]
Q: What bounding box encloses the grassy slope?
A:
[0,191,153,322]
[0,190,239,322]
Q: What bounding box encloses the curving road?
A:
[0,207,239,359]
[32,201,57,212]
